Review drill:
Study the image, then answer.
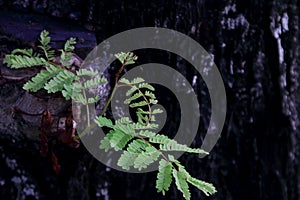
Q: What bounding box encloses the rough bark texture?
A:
[1,0,300,200]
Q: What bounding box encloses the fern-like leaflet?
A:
[93,52,217,199]
[95,67,216,199]
[156,159,173,195]
[4,32,217,200]
[60,37,76,66]
[4,30,107,106]
[4,54,48,69]
[23,64,62,92]
[44,69,76,93]
[38,30,55,61]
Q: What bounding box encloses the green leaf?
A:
[149,134,170,144]
[114,123,136,136]
[99,130,115,152]
[156,159,172,195]
[73,93,87,104]
[127,139,147,153]
[23,65,62,92]
[62,82,85,103]
[39,30,51,47]
[160,141,208,155]
[110,129,133,151]
[118,139,148,170]
[129,100,148,108]
[152,108,163,114]
[130,77,145,84]
[115,52,138,65]
[124,91,143,104]
[62,82,88,104]
[145,90,156,99]
[115,117,132,125]
[38,30,55,61]
[4,55,47,69]
[126,85,138,96]
[150,99,158,104]
[168,155,183,167]
[136,111,148,124]
[151,115,156,122]
[133,146,161,170]
[11,48,35,57]
[83,77,107,89]
[119,78,130,84]
[95,116,113,128]
[187,177,217,196]
[117,151,138,170]
[44,70,76,93]
[87,96,100,104]
[62,82,83,100]
[76,68,99,77]
[149,134,208,154]
[172,169,191,200]
[60,38,76,66]
[138,130,157,138]
[132,122,159,130]
[64,37,76,52]
[137,108,150,115]
[138,83,155,91]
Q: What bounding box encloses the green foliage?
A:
[120,78,160,124]
[23,64,62,92]
[11,48,40,58]
[5,32,216,199]
[60,37,76,66]
[187,177,217,196]
[173,169,191,200]
[4,30,107,106]
[117,151,139,170]
[134,146,161,170]
[148,134,208,154]
[44,69,76,93]
[171,161,217,198]
[124,91,143,104]
[95,116,113,128]
[38,30,55,61]
[109,129,133,151]
[127,139,146,153]
[83,77,107,89]
[95,72,216,199]
[4,54,48,69]
[156,159,172,195]
[115,52,138,65]
[61,76,106,105]
[61,82,82,100]
[76,68,99,77]
[99,130,114,152]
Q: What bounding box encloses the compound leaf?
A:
[156,159,172,195]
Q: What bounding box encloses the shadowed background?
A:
[0,0,300,200]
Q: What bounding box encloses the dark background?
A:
[0,0,300,200]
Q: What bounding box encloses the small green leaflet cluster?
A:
[4,30,107,105]
[60,37,76,66]
[119,77,160,125]
[4,33,217,199]
[95,77,216,199]
[38,30,55,61]
[114,52,138,65]
[95,115,216,199]
[168,156,217,199]
[4,53,47,69]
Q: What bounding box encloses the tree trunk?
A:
[0,0,300,200]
